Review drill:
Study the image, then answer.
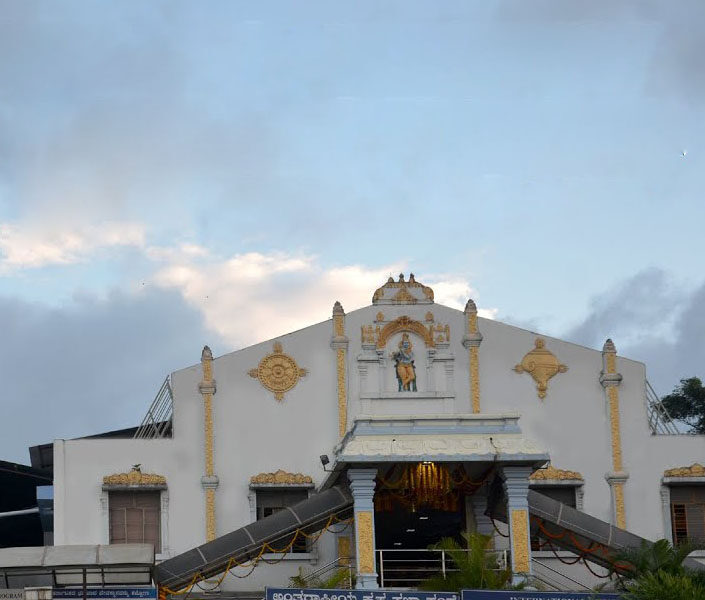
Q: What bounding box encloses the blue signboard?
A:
[461,591,621,600]
[266,589,459,600]
[53,589,157,599]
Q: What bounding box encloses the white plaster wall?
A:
[55,297,705,591]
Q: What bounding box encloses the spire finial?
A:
[201,345,213,361]
[603,338,617,354]
[332,301,345,316]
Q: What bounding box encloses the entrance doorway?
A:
[373,462,490,588]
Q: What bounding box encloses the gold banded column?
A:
[348,468,379,589]
[600,338,627,529]
[331,301,349,438]
[199,345,219,541]
[502,466,533,585]
[462,299,483,413]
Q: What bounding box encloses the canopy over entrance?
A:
[323,413,548,487]
[0,544,154,589]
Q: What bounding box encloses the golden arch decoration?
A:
[376,316,435,349]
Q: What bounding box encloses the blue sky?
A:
[1,1,704,461]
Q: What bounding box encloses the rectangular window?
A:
[670,485,705,545]
[109,491,161,553]
[531,486,577,551]
[256,489,308,553]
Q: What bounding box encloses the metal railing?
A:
[292,557,355,589]
[530,557,594,591]
[133,376,173,439]
[376,548,507,589]
[645,380,680,435]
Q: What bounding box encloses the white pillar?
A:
[502,466,533,586]
[348,468,379,589]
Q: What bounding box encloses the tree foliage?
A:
[419,532,513,592]
[611,539,705,599]
[661,377,705,434]
[623,571,705,600]
[610,539,700,582]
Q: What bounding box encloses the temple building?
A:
[51,275,705,592]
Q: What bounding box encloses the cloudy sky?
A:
[1,1,704,462]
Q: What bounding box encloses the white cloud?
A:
[0,221,145,270]
[152,251,493,348]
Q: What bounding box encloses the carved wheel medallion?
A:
[248,341,307,401]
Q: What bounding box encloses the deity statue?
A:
[392,333,417,392]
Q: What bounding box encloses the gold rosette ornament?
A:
[249,341,308,401]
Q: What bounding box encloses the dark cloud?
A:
[0,288,223,464]
[564,268,705,396]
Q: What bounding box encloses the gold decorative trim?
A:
[332,302,348,438]
[372,273,434,304]
[603,339,626,529]
[393,287,417,303]
[470,347,480,413]
[200,345,217,542]
[510,509,530,573]
[248,341,308,401]
[465,299,481,413]
[337,348,347,437]
[337,535,352,566]
[356,511,375,574]
[375,311,384,322]
[425,311,434,322]
[664,463,705,478]
[361,325,375,344]
[608,387,623,472]
[250,470,313,485]
[530,465,583,481]
[103,466,166,486]
[376,316,435,349]
[513,338,567,399]
[614,482,626,529]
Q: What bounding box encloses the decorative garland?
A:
[160,513,353,596]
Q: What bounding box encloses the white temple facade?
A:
[52,275,705,591]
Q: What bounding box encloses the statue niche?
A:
[391,333,417,392]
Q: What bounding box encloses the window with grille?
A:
[530,486,578,551]
[109,491,161,553]
[255,489,309,553]
[670,485,705,545]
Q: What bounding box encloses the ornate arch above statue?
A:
[376,316,435,349]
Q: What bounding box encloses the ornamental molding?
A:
[249,470,313,485]
[103,466,166,486]
[377,316,436,348]
[372,273,434,305]
[664,463,705,478]
[530,465,584,482]
[340,434,546,459]
[513,338,567,399]
[248,341,308,401]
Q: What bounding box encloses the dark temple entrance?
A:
[374,462,492,588]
